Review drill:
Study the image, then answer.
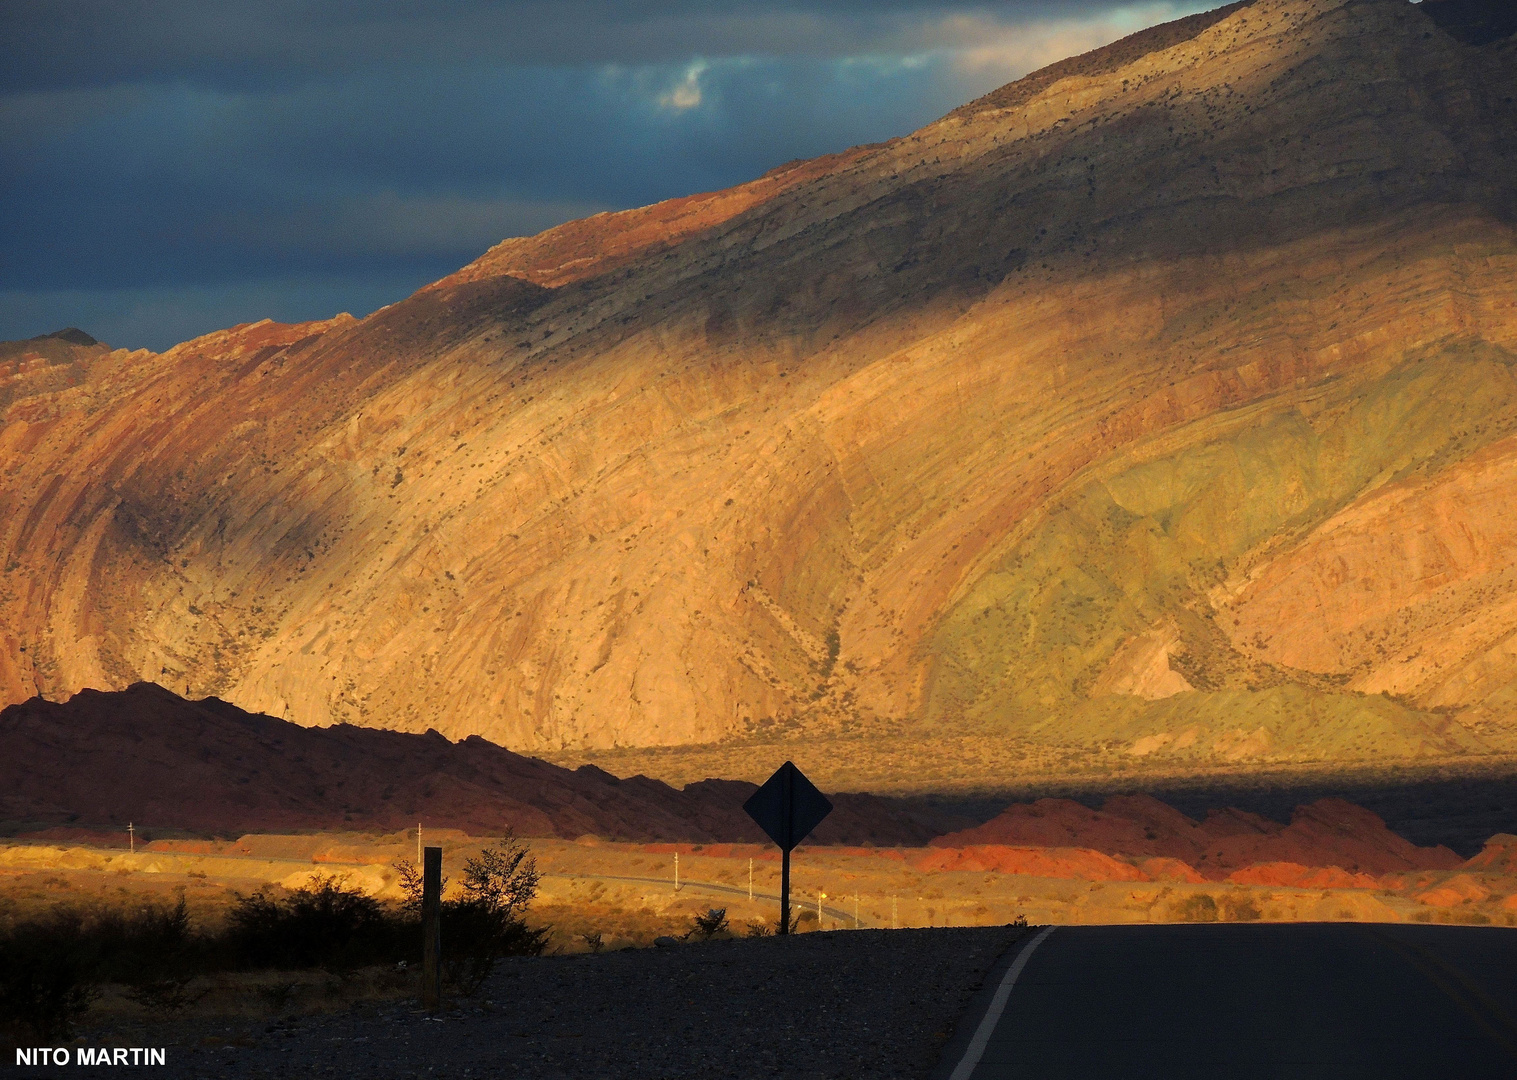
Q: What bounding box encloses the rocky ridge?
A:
[0,682,968,843]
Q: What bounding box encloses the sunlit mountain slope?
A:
[3,0,1515,784]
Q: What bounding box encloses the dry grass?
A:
[6,825,1516,1041]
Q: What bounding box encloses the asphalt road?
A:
[942,923,1517,1080]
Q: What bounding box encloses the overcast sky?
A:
[0,1,1211,350]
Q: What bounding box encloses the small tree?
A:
[391,832,549,995]
[459,835,541,918]
[691,908,729,939]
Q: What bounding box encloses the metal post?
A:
[779,765,792,935]
[128,822,134,854]
[421,846,442,1011]
[780,848,790,935]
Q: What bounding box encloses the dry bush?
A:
[690,908,730,939]
[1168,894,1219,922]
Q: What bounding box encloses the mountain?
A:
[1,0,1515,788]
[0,682,970,843]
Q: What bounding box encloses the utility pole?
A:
[417,823,422,864]
[854,894,859,928]
[892,896,897,929]
[127,822,134,854]
[674,852,679,892]
[748,858,753,901]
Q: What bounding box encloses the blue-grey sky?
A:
[1,1,1209,351]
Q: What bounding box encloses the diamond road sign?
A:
[743,760,832,852]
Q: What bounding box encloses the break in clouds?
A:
[0,1,1207,350]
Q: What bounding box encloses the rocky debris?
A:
[0,683,972,844]
[97,926,1028,1080]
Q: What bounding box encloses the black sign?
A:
[743,761,832,852]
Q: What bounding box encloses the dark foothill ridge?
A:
[31,327,98,346]
[0,682,974,845]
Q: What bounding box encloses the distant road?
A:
[942,923,1517,1079]
[544,872,869,926]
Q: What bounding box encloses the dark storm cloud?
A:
[0,1,1207,350]
[2,1,1156,87]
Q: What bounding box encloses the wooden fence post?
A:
[422,845,442,1011]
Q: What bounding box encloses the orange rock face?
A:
[1225,862,1378,890]
[1,0,1515,780]
[1463,833,1517,874]
[913,844,1149,882]
[1139,857,1207,884]
[933,794,1460,880]
[1414,874,1492,907]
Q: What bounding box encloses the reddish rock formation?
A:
[1225,862,1379,890]
[1139,857,1207,884]
[913,845,1148,882]
[932,794,1461,880]
[1461,833,1517,874]
[1414,874,1492,907]
[0,683,970,844]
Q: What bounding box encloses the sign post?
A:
[742,761,832,935]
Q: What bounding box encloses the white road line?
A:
[949,925,1056,1080]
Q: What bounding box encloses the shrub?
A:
[1170,894,1219,923]
[691,908,729,939]
[0,909,99,1046]
[90,894,196,984]
[227,876,401,971]
[1219,894,1261,922]
[393,833,549,995]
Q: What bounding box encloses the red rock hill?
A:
[932,794,1462,880]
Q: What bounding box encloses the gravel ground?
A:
[32,926,1027,1079]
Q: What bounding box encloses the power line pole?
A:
[674,852,679,892]
[417,823,422,864]
[748,858,753,901]
[127,822,134,854]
